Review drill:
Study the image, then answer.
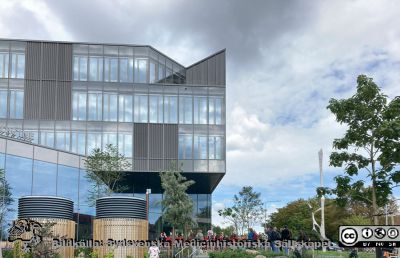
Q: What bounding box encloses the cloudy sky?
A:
[1,0,400,227]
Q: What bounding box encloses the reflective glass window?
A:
[56,131,70,151]
[150,61,156,83]
[103,93,118,121]
[71,131,86,155]
[0,52,9,78]
[5,155,33,217]
[164,96,177,124]
[105,57,118,82]
[194,97,207,124]
[209,97,223,125]
[72,91,87,120]
[118,94,133,122]
[57,165,79,210]
[88,92,102,121]
[9,90,23,119]
[118,133,132,157]
[197,194,210,218]
[134,95,148,123]
[119,58,133,83]
[40,131,54,148]
[134,58,148,83]
[194,135,207,159]
[179,134,192,159]
[89,57,103,81]
[158,64,165,82]
[166,68,172,83]
[103,133,117,149]
[79,170,96,216]
[10,53,25,79]
[0,90,7,118]
[87,132,101,154]
[32,160,57,195]
[179,96,192,124]
[73,56,88,81]
[25,130,39,144]
[149,95,163,123]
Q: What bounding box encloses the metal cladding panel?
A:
[207,55,217,85]
[24,80,41,119]
[149,124,163,159]
[134,159,148,171]
[25,42,42,80]
[134,123,148,158]
[42,43,58,80]
[164,124,178,159]
[186,50,225,86]
[149,159,164,171]
[56,81,72,120]
[96,197,146,219]
[58,44,73,81]
[18,196,74,220]
[40,80,56,120]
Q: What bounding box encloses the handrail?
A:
[174,247,186,258]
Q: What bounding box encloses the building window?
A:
[104,57,118,82]
[103,133,117,149]
[134,95,148,123]
[73,56,88,81]
[194,135,207,159]
[103,93,118,121]
[164,96,177,124]
[88,92,102,121]
[179,134,193,159]
[118,133,132,157]
[89,57,103,81]
[134,58,148,83]
[40,131,55,148]
[72,92,87,120]
[158,64,165,82]
[119,58,133,83]
[0,53,9,78]
[56,132,70,151]
[118,94,133,122]
[194,97,207,124]
[10,53,25,79]
[0,90,7,118]
[209,97,223,125]
[149,95,163,123]
[9,90,23,119]
[179,96,192,124]
[87,132,101,154]
[166,68,172,83]
[150,61,156,83]
[209,136,223,160]
[71,132,86,155]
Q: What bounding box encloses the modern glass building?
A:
[0,39,226,239]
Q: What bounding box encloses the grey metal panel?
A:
[134,123,148,158]
[200,61,207,85]
[149,124,163,159]
[58,44,73,81]
[40,80,56,120]
[149,159,164,171]
[25,42,42,80]
[42,43,58,80]
[24,80,41,119]
[164,124,178,159]
[56,81,71,120]
[216,51,226,85]
[207,56,216,85]
[134,159,148,171]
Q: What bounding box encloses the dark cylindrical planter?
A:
[16,196,75,258]
[93,196,148,258]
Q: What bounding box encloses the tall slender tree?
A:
[0,168,13,258]
[159,163,195,255]
[320,75,400,225]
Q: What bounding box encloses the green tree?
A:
[212,225,235,237]
[322,75,400,225]
[218,186,265,235]
[84,144,131,204]
[0,168,13,258]
[159,163,195,254]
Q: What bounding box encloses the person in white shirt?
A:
[148,243,160,258]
